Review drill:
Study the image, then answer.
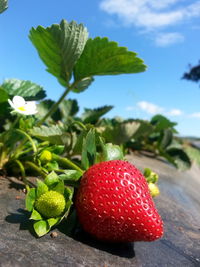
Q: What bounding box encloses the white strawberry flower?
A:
[8,96,38,115]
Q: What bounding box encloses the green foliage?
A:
[30,124,68,145]
[72,77,94,93]
[0,0,8,14]
[0,88,9,102]
[59,99,79,118]
[81,128,96,169]
[102,119,140,145]
[184,145,200,165]
[2,18,200,239]
[74,37,146,81]
[29,20,88,87]
[100,141,124,161]
[25,188,36,212]
[33,220,51,237]
[1,79,46,100]
[81,105,113,124]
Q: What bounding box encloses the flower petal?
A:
[8,99,15,109]
[12,96,26,108]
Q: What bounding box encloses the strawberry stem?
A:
[52,153,84,174]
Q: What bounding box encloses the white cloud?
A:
[155,32,184,46]
[137,101,164,114]
[166,109,183,116]
[135,101,183,116]
[190,112,200,118]
[100,0,200,45]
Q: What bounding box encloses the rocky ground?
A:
[0,154,200,267]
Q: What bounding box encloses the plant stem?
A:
[14,159,30,191]
[15,129,37,154]
[52,153,84,174]
[37,87,71,126]
[25,161,47,178]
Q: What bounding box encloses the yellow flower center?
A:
[18,106,26,111]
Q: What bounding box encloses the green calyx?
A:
[143,168,159,183]
[35,190,66,218]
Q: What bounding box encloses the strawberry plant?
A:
[0,10,199,244]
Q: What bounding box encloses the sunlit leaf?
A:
[74,37,146,81]
[59,170,82,181]
[44,171,59,187]
[33,220,50,237]
[36,179,48,198]
[25,188,36,212]
[30,124,69,145]
[30,20,88,86]
[30,209,43,221]
[1,79,46,100]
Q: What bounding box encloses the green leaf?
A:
[52,180,65,195]
[72,77,94,93]
[29,20,88,86]
[64,186,74,201]
[45,161,59,171]
[103,121,140,145]
[33,220,50,237]
[19,117,35,131]
[165,147,191,170]
[74,37,146,81]
[0,0,8,14]
[132,120,154,139]
[30,209,43,221]
[81,128,96,169]
[59,170,82,181]
[82,105,113,124]
[47,217,61,228]
[25,188,36,212]
[59,99,79,118]
[184,146,200,165]
[151,114,177,132]
[0,88,9,102]
[44,171,59,187]
[101,143,124,161]
[48,145,65,155]
[30,125,69,145]
[36,179,49,198]
[1,79,46,100]
[36,100,61,122]
[159,129,173,149]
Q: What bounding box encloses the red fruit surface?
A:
[75,160,164,242]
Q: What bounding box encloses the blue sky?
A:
[1,0,200,137]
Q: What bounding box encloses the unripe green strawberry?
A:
[148,183,160,197]
[76,160,163,242]
[35,191,65,218]
[39,150,52,164]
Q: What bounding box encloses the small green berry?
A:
[148,183,160,197]
[39,150,52,164]
[35,191,65,218]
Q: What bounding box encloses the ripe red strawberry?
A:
[75,160,164,242]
